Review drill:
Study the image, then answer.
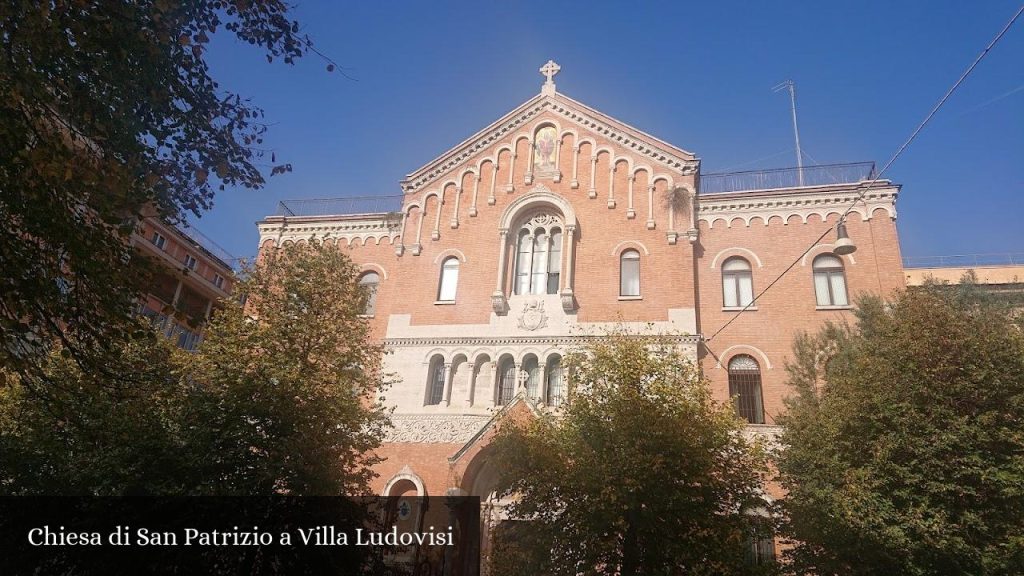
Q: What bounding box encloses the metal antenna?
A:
[772,79,804,186]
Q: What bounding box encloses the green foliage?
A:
[182,240,391,495]
[0,241,390,496]
[488,330,773,576]
[0,0,318,376]
[778,287,1024,575]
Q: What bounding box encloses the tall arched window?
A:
[513,213,563,295]
[546,355,564,407]
[728,355,764,424]
[358,272,380,316]
[437,257,460,302]
[496,358,516,406]
[522,355,540,399]
[619,249,640,297]
[426,355,445,405]
[722,257,753,308]
[812,254,848,306]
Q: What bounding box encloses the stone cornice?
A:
[400,92,699,195]
[384,333,702,349]
[257,214,401,246]
[698,184,899,228]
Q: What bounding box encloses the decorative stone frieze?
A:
[384,414,490,444]
[383,333,701,349]
[698,184,898,228]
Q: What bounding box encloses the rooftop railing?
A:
[276,195,404,217]
[903,253,1024,269]
[700,162,877,194]
[175,222,237,270]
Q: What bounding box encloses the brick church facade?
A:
[257,61,904,540]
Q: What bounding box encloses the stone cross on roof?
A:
[539,60,560,96]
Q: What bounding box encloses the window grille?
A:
[744,525,776,566]
[728,355,764,424]
[546,356,564,407]
[427,358,445,405]
[497,360,516,406]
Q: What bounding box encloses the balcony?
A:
[139,305,203,352]
[700,162,877,195]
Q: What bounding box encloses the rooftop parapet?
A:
[699,162,877,195]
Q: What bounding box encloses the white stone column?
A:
[525,139,535,184]
[465,362,476,407]
[646,185,657,230]
[564,225,576,291]
[492,230,509,313]
[588,155,598,198]
[488,361,499,407]
[553,138,562,183]
[396,209,409,255]
[172,279,184,307]
[431,192,443,240]
[571,145,580,189]
[539,365,548,404]
[488,163,498,205]
[470,177,480,217]
[559,224,577,312]
[626,174,636,219]
[607,163,616,209]
[451,186,462,229]
[442,362,455,406]
[412,207,424,255]
[505,152,516,193]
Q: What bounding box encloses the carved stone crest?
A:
[517,299,548,331]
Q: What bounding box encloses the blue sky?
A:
[196,0,1024,263]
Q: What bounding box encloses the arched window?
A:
[513,213,563,295]
[358,272,380,316]
[743,502,777,566]
[522,355,540,399]
[437,257,460,302]
[728,355,764,424]
[722,257,753,308]
[619,249,640,297]
[496,358,516,406]
[812,254,848,306]
[546,355,564,407]
[426,355,446,405]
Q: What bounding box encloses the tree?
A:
[0,0,334,377]
[488,331,773,576]
[0,241,391,496]
[181,240,391,495]
[777,287,1024,575]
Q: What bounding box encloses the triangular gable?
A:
[447,392,543,465]
[401,89,700,195]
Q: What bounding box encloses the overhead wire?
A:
[704,3,1024,343]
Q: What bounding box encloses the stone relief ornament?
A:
[384,415,489,444]
[517,299,548,331]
